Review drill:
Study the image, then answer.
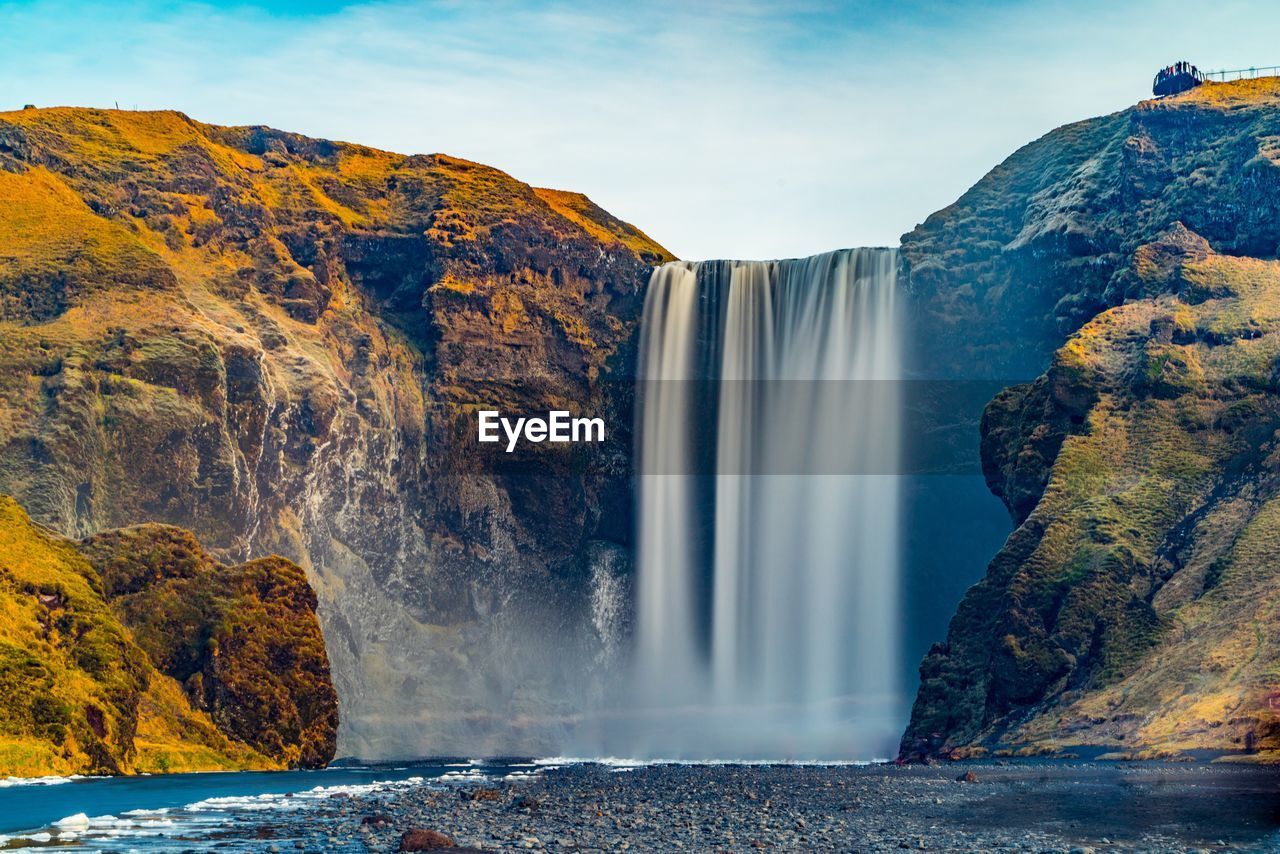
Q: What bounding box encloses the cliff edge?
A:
[902,78,1280,762]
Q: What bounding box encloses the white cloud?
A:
[3,0,1278,259]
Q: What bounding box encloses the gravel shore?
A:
[310,761,1280,853]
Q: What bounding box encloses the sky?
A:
[2,0,1278,260]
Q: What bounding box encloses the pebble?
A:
[219,762,1280,852]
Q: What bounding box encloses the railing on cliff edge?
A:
[1203,65,1280,82]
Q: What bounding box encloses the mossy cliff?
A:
[0,494,334,775]
[0,106,670,757]
[77,524,338,769]
[902,79,1280,762]
[904,77,1280,380]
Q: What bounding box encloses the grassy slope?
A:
[532,187,669,262]
[0,495,272,775]
[0,108,671,544]
[990,245,1280,761]
[902,77,1280,379]
[903,76,1280,762]
[78,526,339,769]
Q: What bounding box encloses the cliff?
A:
[903,78,1280,380]
[0,494,334,775]
[902,78,1280,762]
[77,524,338,768]
[0,106,670,757]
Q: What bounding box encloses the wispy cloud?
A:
[2,0,1277,259]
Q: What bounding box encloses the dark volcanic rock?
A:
[339,763,1280,853]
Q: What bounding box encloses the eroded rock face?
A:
[901,79,1280,761]
[0,107,671,757]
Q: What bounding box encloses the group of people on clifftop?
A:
[1153,61,1206,96]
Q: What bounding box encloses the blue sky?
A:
[2,0,1278,259]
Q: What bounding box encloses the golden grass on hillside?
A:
[0,106,664,763]
[1169,76,1280,108]
[992,249,1280,760]
[0,496,274,776]
[0,108,199,158]
[534,187,673,261]
[0,168,165,275]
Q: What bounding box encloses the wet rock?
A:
[399,827,458,851]
[461,787,503,802]
[514,794,543,811]
[328,760,1275,853]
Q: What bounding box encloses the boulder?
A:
[399,828,457,851]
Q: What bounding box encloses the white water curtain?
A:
[631,248,901,760]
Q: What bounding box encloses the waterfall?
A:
[630,247,902,760]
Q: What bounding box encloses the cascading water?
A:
[628,247,902,760]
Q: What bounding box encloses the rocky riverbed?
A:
[314,761,1279,852]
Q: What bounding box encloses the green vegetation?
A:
[0,495,271,775]
[79,527,338,769]
[532,188,671,264]
[0,105,668,544]
[903,77,1280,379]
[0,494,337,776]
[903,78,1280,762]
[0,168,175,321]
[905,229,1280,762]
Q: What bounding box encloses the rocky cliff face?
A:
[903,78,1280,381]
[901,79,1280,762]
[0,494,332,775]
[77,524,338,768]
[0,107,670,757]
